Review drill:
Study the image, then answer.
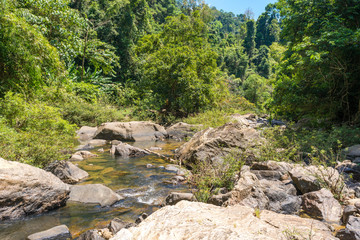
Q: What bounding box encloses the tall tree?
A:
[243,20,256,59]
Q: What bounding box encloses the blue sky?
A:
[205,0,277,18]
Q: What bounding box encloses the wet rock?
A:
[271,119,286,126]
[336,216,360,240]
[78,230,105,240]
[27,225,71,240]
[0,158,70,220]
[70,151,97,161]
[98,148,105,153]
[111,143,149,158]
[164,164,190,176]
[175,122,262,168]
[44,160,89,184]
[149,147,162,151]
[165,192,196,205]
[76,143,95,151]
[111,201,337,240]
[77,126,97,142]
[108,218,133,234]
[146,164,156,168]
[302,188,342,223]
[69,184,123,207]
[135,213,148,225]
[94,121,167,142]
[166,122,201,140]
[171,175,185,182]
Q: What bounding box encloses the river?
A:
[0,140,189,240]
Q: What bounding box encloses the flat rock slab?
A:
[27,225,71,240]
[69,184,123,207]
[94,121,167,142]
[0,158,70,220]
[111,201,337,240]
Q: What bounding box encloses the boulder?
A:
[337,160,360,181]
[0,158,70,220]
[175,122,262,168]
[344,145,360,160]
[166,122,201,140]
[110,201,337,240]
[224,171,300,214]
[108,218,134,234]
[165,192,196,205]
[94,121,167,142]
[77,126,98,142]
[230,113,267,128]
[27,225,71,240]
[164,164,190,176]
[78,230,105,240]
[44,160,89,184]
[302,188,342,223]
[69,184,123,207]
[111,143,149,158]
[336,216,360,240]
[289,165,344,194]
[70,151,97,161]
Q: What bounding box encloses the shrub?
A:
[190,150,245,202]
[0,92,76,167]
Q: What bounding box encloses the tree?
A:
[255,4,280,47]
[273,0,360,123]
[243,20,256,60]
[136,12,227,117]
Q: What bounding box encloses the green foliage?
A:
[274,0,360,123]
[0,93,76,167]
[135,12,228,118]
[242,72,271,109]
[191,150,245,202]
[183,96,255,129]
[256,124,360,166]
[0,11,64,96]
[243,20,256,59]
[255,4,280,47]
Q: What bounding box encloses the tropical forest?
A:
[0,0,360,239]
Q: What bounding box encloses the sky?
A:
[205,0,277,18]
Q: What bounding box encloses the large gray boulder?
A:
[110,201,337,240]
[44,160,89,184]
[302,188,342,223]
[175,122,261,167]
[69,184,123,207]
[111,143,150,158]
[94,121,167,141]
[27,225,71,240]
[0,158,70,220]
[166,122,201,140]
[223,170,301,214]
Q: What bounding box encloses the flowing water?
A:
[0,140,189,240]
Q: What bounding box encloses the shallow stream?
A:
[0,140,189,240]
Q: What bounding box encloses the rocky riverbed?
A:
[2,117,360,239]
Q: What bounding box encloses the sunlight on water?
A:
[0,140,188,240]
